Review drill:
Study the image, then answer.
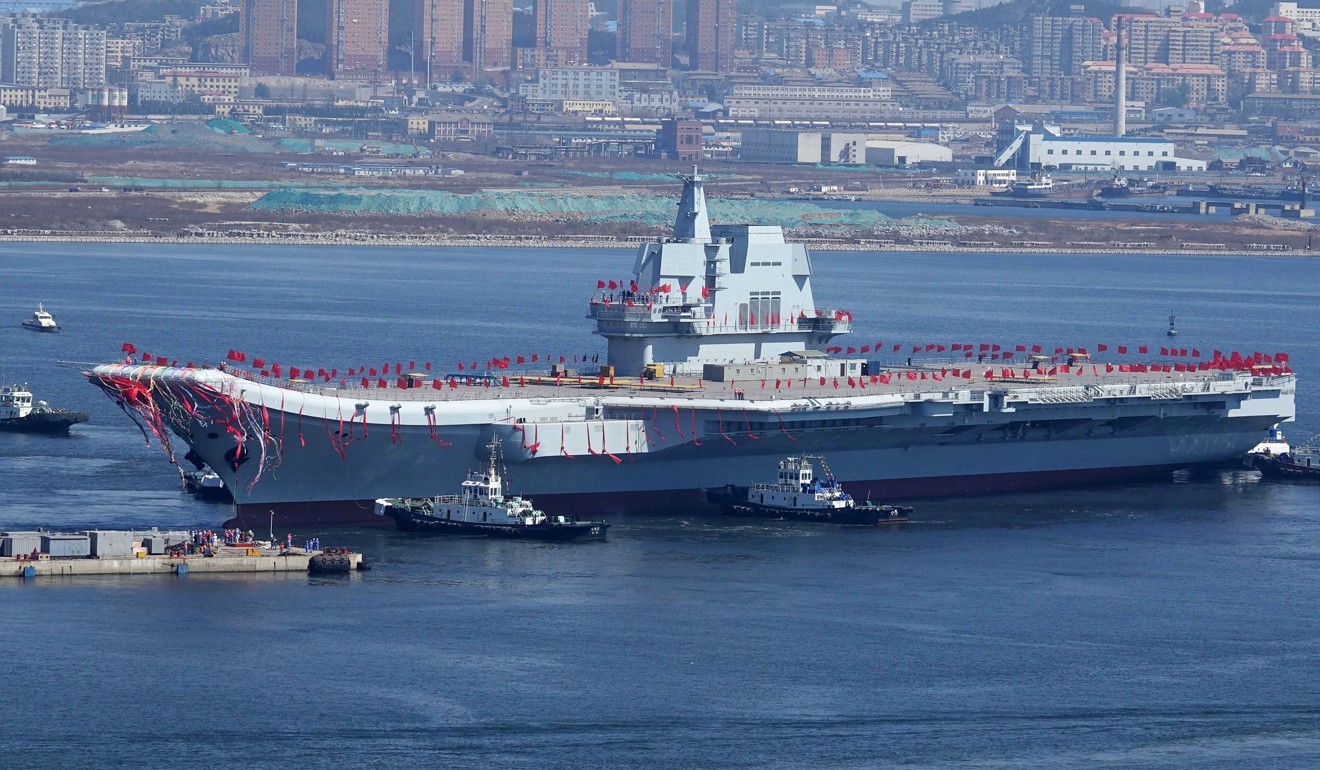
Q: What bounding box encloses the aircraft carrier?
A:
[86,170,1296,528]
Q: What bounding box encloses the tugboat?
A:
[0,384,89,433]
[21,303,59,332]
[1253,445,1320,480]
[706,455,912,525]
[374,441,609,541]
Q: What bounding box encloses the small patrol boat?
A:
[374,440,609,541]
[182,467,233,502]
[0,384,88,434]
[21,303,59,332]
[706,454,911,525]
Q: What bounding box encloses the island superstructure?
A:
[87,170,1296,528]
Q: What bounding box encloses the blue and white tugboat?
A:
[374,441,609,541]
[707,455,911,525]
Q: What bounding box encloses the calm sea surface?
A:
[2,243,1320,769]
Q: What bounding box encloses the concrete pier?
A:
[3,546,363,579]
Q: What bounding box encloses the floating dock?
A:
[2,529,364,579]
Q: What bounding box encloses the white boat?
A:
[21,303,59,332]
[1247,425,1290,459]
[84,168,1297,529]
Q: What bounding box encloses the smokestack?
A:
[1114,16,1126,138]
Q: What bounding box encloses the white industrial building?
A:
[724,84,896,120]
[865,139,952,167]
[953,168,1017,187]
[519,68,620,101]
[995,124,1205,172]
[740,129,867,164]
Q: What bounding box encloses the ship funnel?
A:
[673,166,712,242]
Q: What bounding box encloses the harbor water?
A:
[2,243,1320,768]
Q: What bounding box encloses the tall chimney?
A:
[1114,16,1127,138]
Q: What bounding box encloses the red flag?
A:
[701,285,710,299]
[121,342,137,354]
[608,280,618,290]
[861,344,871,353]
[1138,346,1148,354]
[1118,345,1127,354]
[1097,344,1107,352]
[596,280,605,289]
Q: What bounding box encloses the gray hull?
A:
[84,365,1294,527]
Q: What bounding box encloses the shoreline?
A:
[0,232,1312,257]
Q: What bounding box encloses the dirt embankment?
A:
[0,128,1315,252]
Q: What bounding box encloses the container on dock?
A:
[2,532,42,557]
[142,536,170,555]
[87,530,134,558]
[132,528,189,543]
[41,534,90,559]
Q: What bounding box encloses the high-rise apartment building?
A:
[901,0,942,24]
[415,0,466,76]
[415,0,510,81]
[240,0,297,75]
[0,15,106,89]
[685,0,734,72]
[1025,14,1103,77]
[328,0,388,78]
[535,0,589,66]
[466,0,513,69]
[617,0,672,66]
[1124,16,1216,66]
